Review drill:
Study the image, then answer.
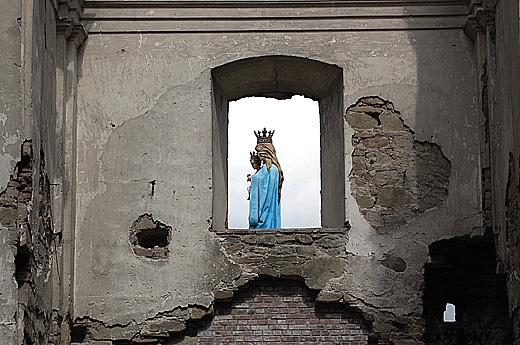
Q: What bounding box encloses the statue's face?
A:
[251,158,261,170]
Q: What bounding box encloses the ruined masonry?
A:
[0,0,519,344]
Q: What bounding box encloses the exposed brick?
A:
[197,279,368,344]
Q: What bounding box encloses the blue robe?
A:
[249,164,281,228]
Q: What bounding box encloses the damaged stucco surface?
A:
[506,154,520,339]
[0,0,24,343]
[0,0,83,343]
[73,21,481,343]
[0,229,17,344]
[0,0,22,189]
[1,0,519,344]
[494,1,520,341]
[75,68,241,325]
[215,229,350,293]
[347,97,451,230]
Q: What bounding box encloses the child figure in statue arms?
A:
[247,128,284,229]
[247,152,261,199]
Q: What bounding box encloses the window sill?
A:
[213,227,349,236]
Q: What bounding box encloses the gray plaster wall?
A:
[0,0,23,343]
[491,0,520,259]
[0,0,23,186]
[0,232,18,342]
[0,0,65,343]
[74,4,481,339]
[493,0,520,340]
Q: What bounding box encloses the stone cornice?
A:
[57,17,87,47]
[85,0,469,6]
[57,0,88,47]
[83,0,470,33]
[58,0,85,21]
[464,0,495,40]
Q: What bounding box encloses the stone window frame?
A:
[211,55,345,230]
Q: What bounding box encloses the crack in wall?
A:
[72,304,213,343]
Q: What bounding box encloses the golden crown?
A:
[254,128,274,144]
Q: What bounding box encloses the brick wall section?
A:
[197,279,368,344]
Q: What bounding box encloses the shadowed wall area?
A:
[423,236,513,344]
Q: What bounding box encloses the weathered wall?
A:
[3,0,519,344]
[72,2,484,343]
[347,97,451,230]
[0,0,77,344]
[493,0,520,341]
[13,0,62,342]
[0,0,23,185]
[0,0,23,342]
[506,153,520,344]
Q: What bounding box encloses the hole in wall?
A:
[228,95,321,229]
[423,236,513,344]
[136,227,169,248]
[129,214,172,260]
[70,325,87,343]
[14,246,32,287]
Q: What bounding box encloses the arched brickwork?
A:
[197,279,368,344]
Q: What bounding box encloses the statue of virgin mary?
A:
[248,128,284,229]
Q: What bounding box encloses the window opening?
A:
[211,55,344,230]
[443,303,456,322]
[228,96,320,229]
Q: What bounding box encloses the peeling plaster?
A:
[346,96,451,231]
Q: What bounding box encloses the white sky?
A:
[443,303,456,322]
[228,96,321,229]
